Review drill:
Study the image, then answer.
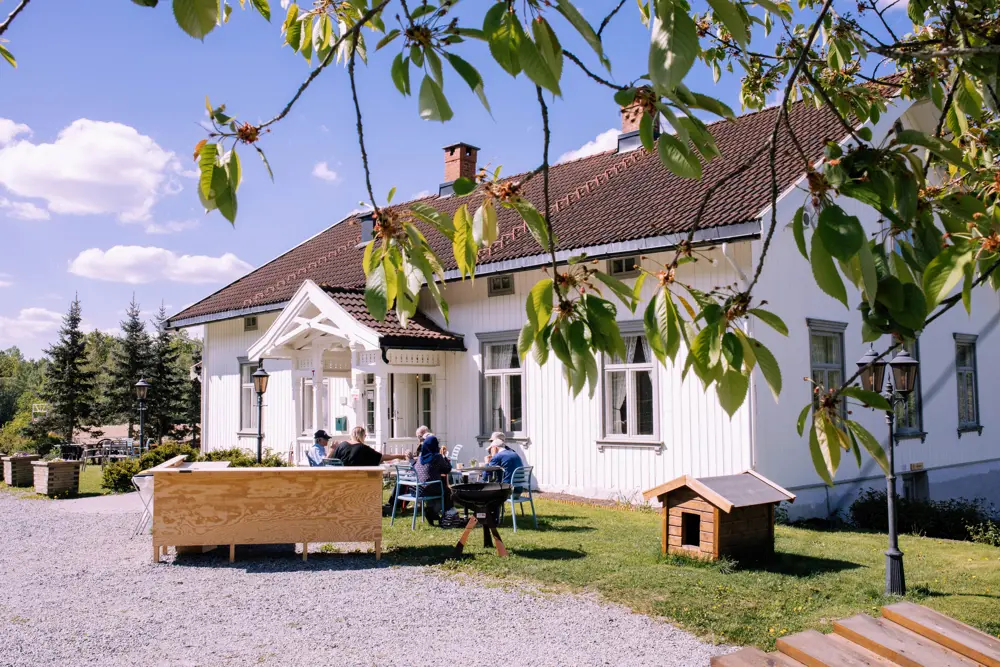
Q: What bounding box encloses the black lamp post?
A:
[856,345,919,596]
[252,363,269,464]
[135,378,150,454]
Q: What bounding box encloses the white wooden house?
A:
[169,94,1000,519]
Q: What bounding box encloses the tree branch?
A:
[598,0,627,37]
[872,44,1000,59]
[0,0,31,37]
[801,67,866,146]
[259,0,391,130]
[535,86,561,300]
[563,50,623,90]
[349,43,378,214]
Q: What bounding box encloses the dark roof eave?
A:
[378,337,466,353]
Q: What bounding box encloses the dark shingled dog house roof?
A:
[643,470,796,513]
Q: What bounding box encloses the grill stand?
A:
[453,513,508,558]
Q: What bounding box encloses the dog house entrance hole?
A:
[681,512,701,547]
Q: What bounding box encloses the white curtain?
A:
[487,376,503,431]
[488,343,516,370]
[609,371,627,434]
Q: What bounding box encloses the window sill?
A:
[894,431,926,444]
[958,425,983,438]
[596,439,663,454]
[237,430,260,438]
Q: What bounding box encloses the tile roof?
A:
[320,285,464,350]
[170,98,868,325]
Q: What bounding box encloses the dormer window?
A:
[608,256,640,278]
[360,212,376,243]
[488,274,515,297]
[244,316,258,332]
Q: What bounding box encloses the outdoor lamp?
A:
[888,348,919,395]
[855,347,886,394]
[134,378,150,401]
[252,365,270,395]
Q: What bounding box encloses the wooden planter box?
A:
[2,455,40,487]
[32,460,83,497]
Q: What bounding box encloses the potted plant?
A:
[2,453,41,487]
[32,458,84,497]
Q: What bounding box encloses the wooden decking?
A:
[712,602,1000,667]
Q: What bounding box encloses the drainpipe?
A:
[721,242,757,471]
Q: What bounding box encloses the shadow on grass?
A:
[512,547,586,560]
[169,543,461,571]
[910,584,1000,600]
[739,552,863,577]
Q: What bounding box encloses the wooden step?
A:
[833,614,980,667]
[777,629,899,666]
[882,602,1000,667]
[712,647,806,667]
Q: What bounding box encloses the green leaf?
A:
[895,129,973,171]
[644,296,668,364]
[453,177,477,196]
[527,279,554,332]
[0,43,16,68]
[284,3,301,50]
[689,92,735,119]
[751,337,781,401]
[418,75,453,122]
[796,403,810,437]
[721,332,743,370]
[173,0,219,40]
[391,53,411,96]
[484,2,521,76]
[817,205,864,261]
[473,200,498,246]
[451,205,475,277]
[250,0,270,21]
[809,419,835,486]
[425,48,444,87]
[365,261,388,321]
[213,168,237,224]
[224,148,241,192]
[923,245,972,309]
[614,88,637,107]
[858,240,878,309]
[410,202,455,240]
[444,52,490,112]
[553,0,607,69]
[845,420,889,475]
[533,17,563,82]
[791,207,808,260]
[747,308,787,336]
[510,198,551,251]
[550,324,574,371]
[817,412,842,478]
[717,369,749,417]
[519,32,561,95]
[198,143,218,199]
[811,231,848,308]
[657,133,701,179]
[592,271,638,312]
[376,28,402,51]
[706,0,749,47]
[253,146,274,182]
[649,2,698,93]
[639,113,655,152]
[841,387,891,411]
[518,321,535,360]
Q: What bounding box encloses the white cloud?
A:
[558,128,620,163]
[0,281,11,288]
[0,118,180,222]
[0,307,63,348]
[312,161,339,182]
[0,197,50,220]
[144,219,199,235]
[68,246,253,284]
[0,119,31,147]
[410,189,433,200]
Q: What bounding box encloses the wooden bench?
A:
[151,466,383,563]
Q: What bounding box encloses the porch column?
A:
[435,372,448,446]
[311,346,324,434]
[374,371,390,448]
[349,342,365,431]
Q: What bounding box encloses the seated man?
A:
[307,430,332,467]
[333,426,409,466]
[484,431,523,484]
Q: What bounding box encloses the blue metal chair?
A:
[321,458,344,466]
[500,466,537,531]
[391,465,444,529]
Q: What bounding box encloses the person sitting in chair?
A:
[484,431,522,484]
[307,430,332,467]
[413,435,452,524]
[333,426,408,466]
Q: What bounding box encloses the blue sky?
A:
[0,0,910,357]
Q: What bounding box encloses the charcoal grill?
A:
[450,482,512,557]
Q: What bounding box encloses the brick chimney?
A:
[441,142,479,194]
[618,102,657,153]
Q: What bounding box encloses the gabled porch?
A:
[247,279,464,463]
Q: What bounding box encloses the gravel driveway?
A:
[0,492,728,667]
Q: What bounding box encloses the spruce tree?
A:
[40,297,95,442]
[146,305,186,443]
[110,296,152,438]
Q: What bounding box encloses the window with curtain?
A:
[364,373,376,435]
[894,339,922,434]
[240,362,257,431]
[483,341,524,434]
[808,325,845,415]
[418,374,433,431]
[299,378,314,436]
[603,334,656,439]
[955,337,979,429]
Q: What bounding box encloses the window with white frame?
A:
[603,334,656,439]
[895,339,922,435]
[299,378,315,436]
[807,319,845,413]
[244,315,258,332]
[364,373,376,435]
[240,362,258,431]
[955,335,980,430]
[418,374,433,431]
[608,255,640,278]
[483,341,524,434]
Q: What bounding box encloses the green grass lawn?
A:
[378,497,1000,649]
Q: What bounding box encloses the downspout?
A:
[722,242,757,471]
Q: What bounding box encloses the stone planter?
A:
[2,455,40,487]
[32,460,83,497]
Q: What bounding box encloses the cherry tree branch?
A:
[349,43,378,214]
[598,0,628,37]
[563,50,623,90]
[0,0,31,37]
[535,85,562,300]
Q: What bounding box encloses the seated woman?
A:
[412,435,452,524]
[332,427,408,466]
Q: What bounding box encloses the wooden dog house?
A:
[643,470,795,561]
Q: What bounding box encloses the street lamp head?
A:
[252,366,269,395]
[889,347,919,395]
[855,347,886,394]
[134,378,150,401]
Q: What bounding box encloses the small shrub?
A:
[139,443,199,471]
[968,520,1000,547]
[101,459,141,493]
[849,488,997,542]
[201,447,287,467]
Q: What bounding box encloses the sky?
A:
[0,0,912,358]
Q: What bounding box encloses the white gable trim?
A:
[247,279,380,360]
